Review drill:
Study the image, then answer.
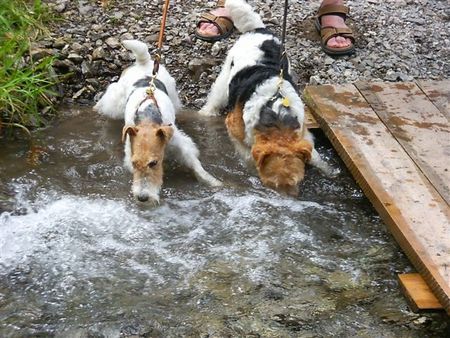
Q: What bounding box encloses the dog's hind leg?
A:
[199,59,232,116]
[170,129,223,187]
[94,82,127,119]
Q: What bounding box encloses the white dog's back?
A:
[94,40,181,118]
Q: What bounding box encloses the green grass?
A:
[0,0,58,131]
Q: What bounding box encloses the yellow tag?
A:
[281,97,290,107]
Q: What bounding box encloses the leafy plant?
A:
[0,0,58,131]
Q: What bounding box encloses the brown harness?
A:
[135,0,171,115]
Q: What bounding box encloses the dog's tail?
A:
[122,39,151,65]
[225,0,265,33]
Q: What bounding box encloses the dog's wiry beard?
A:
[126,122,173,203]
[257,154,305,196]
[251,127,312,196]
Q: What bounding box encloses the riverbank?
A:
[42,0,449,108]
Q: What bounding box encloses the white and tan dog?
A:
[95,40,221,203]
[200,0,330,195]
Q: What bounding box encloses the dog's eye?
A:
[148,160,158,168]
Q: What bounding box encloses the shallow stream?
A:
[0,108,448,337]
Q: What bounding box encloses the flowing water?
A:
[0,107,448,337]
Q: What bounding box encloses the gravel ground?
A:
[40,0,450,108]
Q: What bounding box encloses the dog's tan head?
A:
[251,128,312,196]
[122,122,174,203]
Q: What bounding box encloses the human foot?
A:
[315,2,355,55]
[195,7,234,42]
[320,13,352,49]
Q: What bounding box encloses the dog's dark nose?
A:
[137,194,149,202]
[148,160,158,168]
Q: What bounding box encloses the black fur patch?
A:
[227,36,296,110]
[258,103,300,130]
[260,39,289,74]
[135,103,163,125]
[227,65,295,110]
[125,77,168,120]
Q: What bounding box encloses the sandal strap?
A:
[320,27,355,44]
[198,12,234,35]
[317,4,350,19]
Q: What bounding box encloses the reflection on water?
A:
[0,107,448,337]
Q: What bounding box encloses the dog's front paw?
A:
[312,157,340,177]
[327,166,341,178]
[198,172,223,187]
[208,177,223,187]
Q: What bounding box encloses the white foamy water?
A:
[0,184,327,292]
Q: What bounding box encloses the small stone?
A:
[114,11,124,20]
[53,38,67,49]
[30,47,53,61]
[53,0,68,13]
[72,87,86,100]
[211,42,223,57]
[53,59,76,73]
[67,53,83,64]
[120,33,134,41]
[92,47,106,60]
[309,75,322,85]
[324,56,334,66]
[71,42,84,53]
[188,58,220,80]
[79,5,93,16]
[81,61,92,76]
[105,37,121,49]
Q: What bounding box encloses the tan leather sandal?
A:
[194,0,234,42]
[315,4,355,56]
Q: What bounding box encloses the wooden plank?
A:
[416,80,450,121]
[304,84,450,315]
[305,105,319,129]
[398,273,444,312]
[356,82,450,206]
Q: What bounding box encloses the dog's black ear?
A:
[156,125,174,143]
[122,125,137,143]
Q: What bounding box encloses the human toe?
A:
[198,22,220,36]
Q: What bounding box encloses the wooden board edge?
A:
[398,273,445,312]
[354,81,450,207]
[304,85,450,316]
[304,105,320,129]
[415,80,450,121]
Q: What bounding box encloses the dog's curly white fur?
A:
[200,0,331,195]
[95,40,221,203]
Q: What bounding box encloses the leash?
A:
[275,0,290,108]
[280,0,289,62]
[147,0,171,99]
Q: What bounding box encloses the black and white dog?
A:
[200,0,330,195]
